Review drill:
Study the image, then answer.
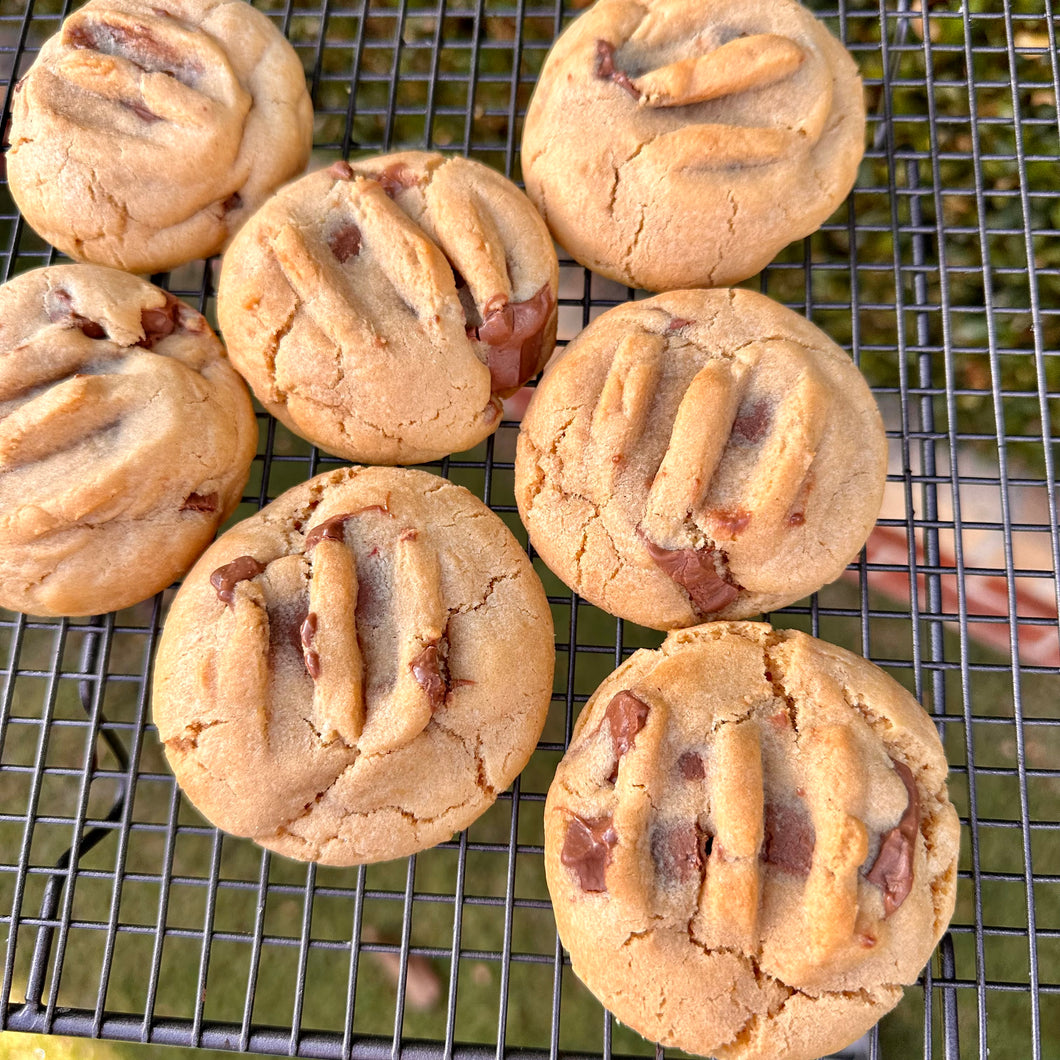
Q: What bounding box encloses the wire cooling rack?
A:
[0,1,1058,1058]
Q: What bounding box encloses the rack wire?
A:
[0,0,1057,1058]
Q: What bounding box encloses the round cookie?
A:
[7,0,313,273]
[545,621,960,1060]
[521,0,866,290]
[217,151,560,465]
[514,289,887,630]
[152,466,555,865]
[0,264,257,617]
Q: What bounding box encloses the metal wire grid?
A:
[0,0,1056,1057]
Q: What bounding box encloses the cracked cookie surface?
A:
[514,288,887,630]
[545,621,960,1060]
[521,0,866,290]
[7,0,313,273]
[0,264,257,617]
[153,466,555,865]
[216,151,560,465]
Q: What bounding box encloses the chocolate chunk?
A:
[731,400,772,444]
[300,611,320,679]
[66,18,198,82]
[865,760,920,916]
[561,813,618,892]
[667,317,694,331]
[303,504,390,551]
[209,555,266,606]
[651,821,704,884]
[787,511,806,527]
[140,306,177,343]
[475,284,555,393]
[410,640,447,711]
[304,512,351,550]
[45,288,108,340]
[601,690,649,783]
[181,491,218,513]
[329,160,355,180]
[122,99,161,123]
[137,292,187,349]
[639,536,740,615]
[375,162,419,198]
[763,803,815,876]
[594,39,640,98]
[328,222,362,263]
[677,751,705,780]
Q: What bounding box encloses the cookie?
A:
[216,151,560,465]
[514,289,887,630]
[521,0,866,290]
[545,621,960,1060]
[7,0,313,273]
[0,264,257,617]
[152,466,555,865]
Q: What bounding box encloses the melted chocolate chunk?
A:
[328,222,362,263]
[303,504,390,550]
[137,292,188,349]
[475,284,555,393]
[677,751,705,780]
[410,639,447,711]
[300,611,320,679]
[640,536,740,615]
[375,162,419,198]
[651,821,704,885]
[763,803,815,877]
[601,690,649,783]
[67,18,198,82]
[731,400,772,444]
[329,160,355,180]
[667,317,694,331]
[865,760,920,916]
[787,511,806,528]
[209,555,266,606]
[45,288,107,340]
[304,512,351,549]
[594,39,640,98]
[122,99,161,123]
[181,491,218,513]
[561,813,618,892]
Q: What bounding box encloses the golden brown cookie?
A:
[217,151,559,465]
[521,0,866,290]
[545,621,960,1060]
[0,264,257,618]
[152,466,555,865]
[515,289,887,630]
[7,0,313,273]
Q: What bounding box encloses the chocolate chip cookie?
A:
[514,288,887,630]
[7,0,313,273]
[216,151,559,465]
[0,264,257,617]
[521,0,866,290]
[546,621,960,1060]
[152,466,555,865]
